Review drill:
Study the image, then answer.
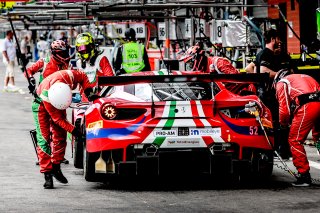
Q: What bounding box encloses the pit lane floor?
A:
[1,62,320,213]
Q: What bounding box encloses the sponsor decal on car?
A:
[190,128,221,136]
[162,138,203,148]
[153,129,177,137]
[87,120,103,129]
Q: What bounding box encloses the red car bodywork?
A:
[73,71,274,181]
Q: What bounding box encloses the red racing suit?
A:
[26,56,69,82]
[34,70,92,173]
[276,74,320,174]
[76,53,114,102]
[207,56,256,95]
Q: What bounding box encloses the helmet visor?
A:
[76,45,92,55]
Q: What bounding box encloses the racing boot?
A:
[52,163,68,184]
[292,172,311,187]
[61,158,69,164]
[43,172,53,189]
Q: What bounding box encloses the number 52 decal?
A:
[249,126,258,135]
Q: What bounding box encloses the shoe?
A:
[43,172,54,189]
[305,140,315,146]
[52,163,68,184]
[2,86,8,92]
[292,172,311,187]
[61,158,69,164]
[7,85,19,92]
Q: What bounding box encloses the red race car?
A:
[72,71,274,182]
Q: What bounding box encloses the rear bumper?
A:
[115,148,270,177]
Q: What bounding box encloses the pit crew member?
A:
[75,32,114,101]
[34,69,96,189]
[26,40,71,164]
[274,69,320,187]
[113,28,151,75]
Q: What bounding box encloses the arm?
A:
[25,58,44,78]
[260,66,277,78]
[276,82,291,126]
[99,56,114,76]
[245,62,255,73]
[2,50,9,63]
[143,47,151,71]
[113,46,123,74]
[73,70,93,91]
[43,101,75,133]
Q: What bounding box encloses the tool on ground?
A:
[29,129,39,165]
[244,101,298,179]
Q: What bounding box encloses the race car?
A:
[72,71,274,182]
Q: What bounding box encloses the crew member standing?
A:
[26,40,71,165]
[274,69,320,187]
[75,32,114,101]
[34,69,96,189]
[114,28,151,75]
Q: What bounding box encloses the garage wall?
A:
[268,0,300,54]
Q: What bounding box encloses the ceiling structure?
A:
[0,0,272,30]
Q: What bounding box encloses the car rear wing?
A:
[98,73,270,86]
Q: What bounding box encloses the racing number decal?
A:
[249,126,258,135]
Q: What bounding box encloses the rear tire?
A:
[73,119,83,169]
[83,142,99,182]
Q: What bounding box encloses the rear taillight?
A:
[101,104,117,120]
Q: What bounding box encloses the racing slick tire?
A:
[83,142,99,182]
[240,150,273,183]
[73,119,83,169]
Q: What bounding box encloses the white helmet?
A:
[48,82,72,110]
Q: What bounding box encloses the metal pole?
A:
[8,17,37,98]
[164,17,170,59]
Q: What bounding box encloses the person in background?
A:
[1,30,18,92]
[75,32,114,101]
[273,69,320,187]
[34,69,96,189]
[20,35,30,68]
[59,31,68,45]
[254,29,282,78]
[113,28,151,75]
[37,35,50,59]
[254,29,290,158]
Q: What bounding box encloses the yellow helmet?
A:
[75,32,95,60]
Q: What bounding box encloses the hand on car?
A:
[72,128,82,138]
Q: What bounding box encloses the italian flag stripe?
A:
[190,100,204,128]
[153,101,176,146]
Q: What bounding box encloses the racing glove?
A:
[28,76,36,94]
[72,128,82,138]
